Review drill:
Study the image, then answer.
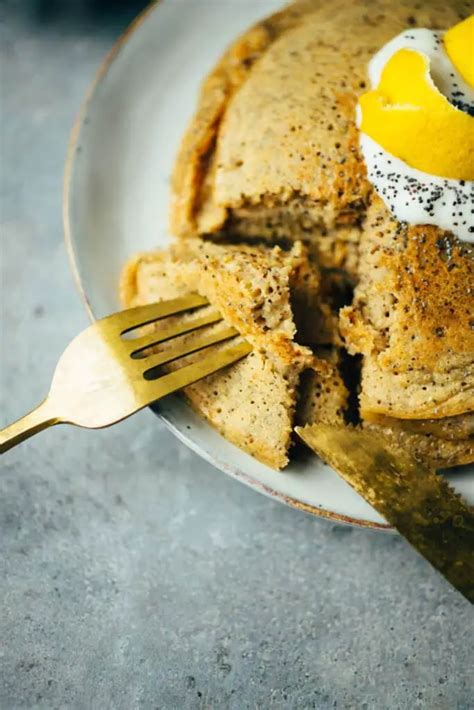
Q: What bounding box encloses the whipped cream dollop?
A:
[360,134,474,240]
[358,24,474,243]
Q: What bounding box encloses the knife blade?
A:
[296,423,474,603]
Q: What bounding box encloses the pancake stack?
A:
[121,0,473,469]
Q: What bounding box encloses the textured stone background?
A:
[0,2,473,708]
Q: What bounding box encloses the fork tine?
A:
[142,340,253,401]
[141,326,239,375]
[128,310,223,357]
[112,294,209,334]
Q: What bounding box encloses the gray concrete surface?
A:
[1,3,473,709]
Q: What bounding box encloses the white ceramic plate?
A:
[64,0,474,529]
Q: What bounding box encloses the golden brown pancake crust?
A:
[341,197,474,419]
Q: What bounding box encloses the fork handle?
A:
[0,399,58,454]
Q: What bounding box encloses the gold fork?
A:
[0,294,251,453]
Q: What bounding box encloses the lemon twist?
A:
[444,15,474,89]
[359,42,474,179]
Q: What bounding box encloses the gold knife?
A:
[296,423,474,603]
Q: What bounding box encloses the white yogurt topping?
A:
[359,29,474,243]
[361,134,474,242]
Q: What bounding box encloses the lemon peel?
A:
[444,15,474,89]
[359,48,474,179]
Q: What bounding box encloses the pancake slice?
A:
[296,348,349,427]
[121,240,337,469]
